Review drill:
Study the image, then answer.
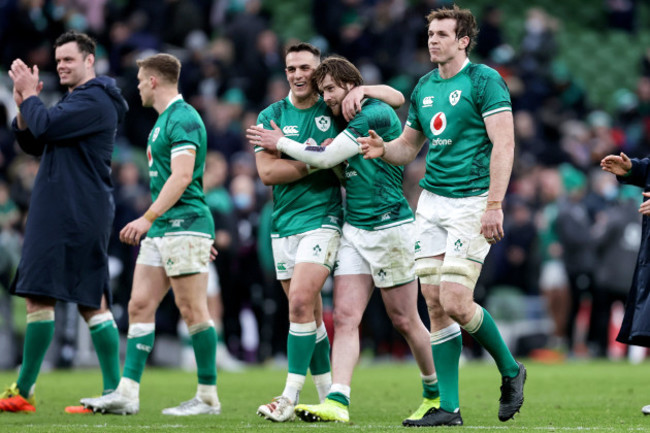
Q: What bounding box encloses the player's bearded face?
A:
[320,74,349,117]
[55,42,93,90]
[285,51,319,102]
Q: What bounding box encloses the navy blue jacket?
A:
[11,76,128,309]
[616,158,650,346]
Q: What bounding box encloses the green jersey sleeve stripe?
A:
[482,106,511,118]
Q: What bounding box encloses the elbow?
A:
[179,172,193,188]
[258,169,275,186]
[394,94,406,108]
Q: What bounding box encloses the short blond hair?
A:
[136,53,181,84]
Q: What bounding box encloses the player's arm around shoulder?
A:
[254,146,310,186]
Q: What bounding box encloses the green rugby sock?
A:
[190,323,217,385]
[287,322,317,375]
[122,324,155,383]
[89,319,121,394]
[17,314,55,398]
[464,307,518,377]
[431,324,462,412]
[309,324,331,376]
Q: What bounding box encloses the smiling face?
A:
[55,42,94,90]
[285,50,320,105]
[427,18,468,65]
[318,74,351,117]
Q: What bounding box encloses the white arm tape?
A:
[277,131,361,169]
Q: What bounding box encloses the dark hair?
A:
[285,42,321,59]
[54,31,96,57]
[426,4,479,54]
[136,53,182,84]
[311,56,363,91]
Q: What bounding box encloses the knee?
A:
[332,307,362,331]
[389,312,412,336]
[288,291,313,320]
[128,294,156,319]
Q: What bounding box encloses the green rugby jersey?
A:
[255,96,342,237]
[342,98,413,230]
[146,96,214,238]
[406,60,511,198]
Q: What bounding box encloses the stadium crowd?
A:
[0,0,650,370]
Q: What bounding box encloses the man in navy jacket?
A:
[0,30,128,413]
[601,151,650,415]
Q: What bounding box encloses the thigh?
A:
[380,279,419,318]
[170,272,209,304]
[130,263,171,313]
[333,273,375,321]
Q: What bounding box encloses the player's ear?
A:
[458,35,470,51]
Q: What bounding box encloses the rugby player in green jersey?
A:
[248,56,439,425]
[252,43,405,422]
[360,5,525,427]
[82,54,220,416]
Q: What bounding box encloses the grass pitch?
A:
[0,360,649,432]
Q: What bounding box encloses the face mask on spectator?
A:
[233,193,252,210]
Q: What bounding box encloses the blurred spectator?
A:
[590,179,641,357]
[556,164,596,356]
[516,8,558,112]
[536,167,571,351]
[497,196,540,295]
[475,5,504,61]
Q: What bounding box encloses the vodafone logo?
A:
[430,112,447,136]
[147,145,153,167]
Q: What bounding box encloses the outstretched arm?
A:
[359,125,426,166]
[600,152,632,176]
[249,121,358,169]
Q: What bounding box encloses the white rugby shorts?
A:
[136,235,213,277]
[334,222,415,288]
[271,228,340,280]
[414,190,490,263]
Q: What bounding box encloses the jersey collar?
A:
[164,94,184,111]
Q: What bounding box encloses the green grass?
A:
[1,360,650,432]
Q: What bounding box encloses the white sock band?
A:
[430,323,462,345]
[127,322,155,338]
[27,310,54,323]
[188,320,215,336]
[87,311,114,328]
[289,321,317,336]
[421,372,438,385]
